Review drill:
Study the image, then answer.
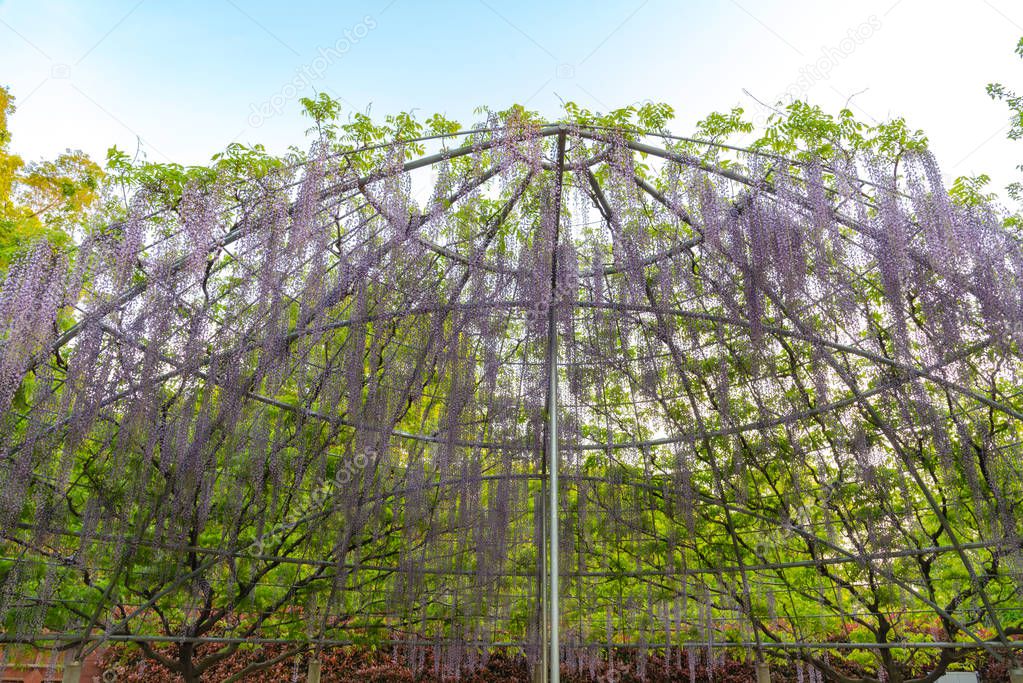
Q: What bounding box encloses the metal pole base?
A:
[62,661,82,683]
[755,661,771,683]
[306,659,322,683]
[1009,667,1023,683]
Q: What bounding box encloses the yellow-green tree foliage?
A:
[0,86,103,270]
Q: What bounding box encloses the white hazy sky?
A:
[1,0,1021,196]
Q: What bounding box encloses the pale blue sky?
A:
[1,0,1020,193]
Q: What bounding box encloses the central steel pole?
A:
[546,128,567,683]
[546,311,559,683]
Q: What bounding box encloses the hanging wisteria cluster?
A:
[0,118,1022,682]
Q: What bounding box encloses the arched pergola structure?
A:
[1,117,1022,682]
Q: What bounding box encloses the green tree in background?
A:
[0,85,103,270]
[987,36,1023,205]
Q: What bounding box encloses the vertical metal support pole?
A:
[535,489,548,683]
[544,127,566,683]
[546,312,560,683]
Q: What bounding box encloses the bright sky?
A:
[1,0,1021,196]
